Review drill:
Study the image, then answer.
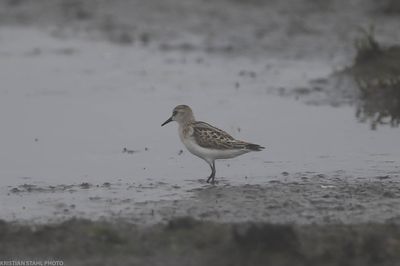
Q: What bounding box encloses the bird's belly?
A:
[182,138,248,161]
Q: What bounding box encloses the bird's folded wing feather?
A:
[191,121,248,150]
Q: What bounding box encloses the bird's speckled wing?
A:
[190,121,249,150]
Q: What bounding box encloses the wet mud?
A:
[153,176,400,224]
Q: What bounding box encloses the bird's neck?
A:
[178,120,193,130]
[178,119,194,140]
[179,114,195,127]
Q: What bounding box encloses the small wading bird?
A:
[161,105,264,183]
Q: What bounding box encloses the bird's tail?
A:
[245,143,265,151]
[232,140,265,151]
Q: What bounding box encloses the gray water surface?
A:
[0,28,398,223]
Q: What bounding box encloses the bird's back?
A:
[189,121,264,151]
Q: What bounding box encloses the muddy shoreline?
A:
[4,173,400,225]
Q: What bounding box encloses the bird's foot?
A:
[206,177,217,185]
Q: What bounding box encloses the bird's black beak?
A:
[161,117,173,127]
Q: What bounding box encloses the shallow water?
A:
[0,27,399,223]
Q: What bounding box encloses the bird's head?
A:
[161,105,195,126]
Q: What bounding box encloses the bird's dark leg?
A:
[211,161,216,183]
[206,161,216,184]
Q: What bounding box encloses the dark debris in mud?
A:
[122,147,149,154]
[9,184,75,194]
[122,147,136,154]
[8,182,116,194]
[0,217,400,266]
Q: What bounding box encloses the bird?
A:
[161,105,264,183]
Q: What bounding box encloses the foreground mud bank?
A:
[5,175,400,225]
[1,217,399,266]
[149,177,400,225]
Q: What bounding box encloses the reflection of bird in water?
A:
[161,105,264,183]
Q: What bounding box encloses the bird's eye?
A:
[172,111,177,116]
